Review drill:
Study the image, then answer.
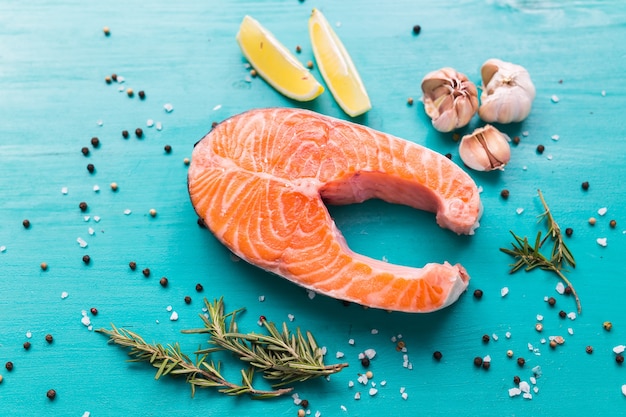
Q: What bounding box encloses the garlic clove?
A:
[421,68,479,132]
[459,125,511,171]
[478,59,535,124]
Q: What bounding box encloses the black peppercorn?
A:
[564,286,572,295]
[142,268,150,277]
[138,90,145,100]
[159,277,168,287]
[444,153,452,160]
[135,128,143,138]
[81,146,90,156]
[500,189,510,199]
[79,202,88,212]
[482,361,491,370]
[565,227,573,237]
[482,334,490,343]
[512,136,520,145]
[559,310,567,318]
[360,357,370,367]
[536,144,545,154]
[122,130,129,139]
[617,354,624,364]
[547,297,556,306]
[473,356,483,367]
[111,73,118,82]
[412,24,421,35]
[164,145,172,153]
[82,255,90,265]
[195,283,204,292]
[517,357,525,367]
[90,307,98,315]
[513,375,521,385]
[473,289,483,299]
[23,341,31,350]
[22,219,31,229]
[87,163,95,173]
[585,345,593,354]
[433,351,443,361]
[45,334,53,344]
[609,219,617,228]
[300,399,309,409]
[46,389,56,400]
[5,362,13,371]
[91,137,100,148]
[581,181,589,190]
[129,261,137,270]
[184,296,192,304]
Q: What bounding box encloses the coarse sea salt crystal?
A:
[156,122,163,131]
[537,314,544,321]
[523,392,533,400]
[0,246,6,253]
[568,312,577,320]
[124,209,132,215]
[166,305,173,312]
[551,95,559,103]
[336,351,345,359]
[26,331,32,338]
[348,381,354,388]
[364,348,377,359]
[598,207,608,216]
[357,374,368,385]
[622,384,626,397]
[613,345,626,354]
[93,216,101,222]
[348,338,355,345]
[519,381,531,393]
[509,387,521,397]
[81,315,91,327]
[147,119,154,127]
[551,135,560,141]
[213,104,222,111]
[516,208,524,215]
[506,331,512,339]
[492,333,498,341]
[93,185,100,192]
[88,227,95,236]
[340,405,347,412]
[307,290,316,300]
[287,314,295,322]
[371,329,378,335]
[61,187,68,194]
[315,411,321,417]
[82,412,91,417]
[354,392,361,400]
[61,291,69,299]
[556,282,565,294]
[568,328,574,335]
[369,388,378,396]
[84,216,90,222]
[170,311,179,321]
[597,237,607,247]
[530,376,536,385]
[77,237,88,248]
[501,287,509,297]
[401,392,408,400]
[164,103,174,113]
[258,295,265,302]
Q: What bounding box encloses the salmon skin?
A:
[188,108,482,313]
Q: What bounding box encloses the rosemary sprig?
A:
[97,298,347,399]
[500,189,581,313]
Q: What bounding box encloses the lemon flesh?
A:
[236,15,324,102]
[309,8,371,117]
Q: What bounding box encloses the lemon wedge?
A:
[308,8,371,117]
[236,15,324,102]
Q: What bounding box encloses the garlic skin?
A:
[478,59,536,124]
[421,68,479,132]
[459,125,511,171]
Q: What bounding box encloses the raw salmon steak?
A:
[188,108,481,313]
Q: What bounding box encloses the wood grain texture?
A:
[1,0,626,416]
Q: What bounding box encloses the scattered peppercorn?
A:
[407,97,414,106]
[513,375,521,385]
[45,334,53,344]
[259,315,266,322]
[617,354,625,364]
[81,146,90,156]
[444,153,452,160]
[111,73,118,82]
[365,370,374,379]
[159,277,168,287]
[452,133,461,141]
[506,350,514,358]
[211,121,218,129]
[549,340,557,349]
[126,88,134,97]
[565,227,573,237]
[138,90,145,100]
[87,163,95,173]
[79,202,88,212]
[564,286,572,295]
[306,60,314,69]
[22,219,31,229]
[482,361,491,370]
[23,341,31,350]
[512,136,520,145]
[103,26,110,36]
[184,296,192,304]
[197,218,206,228]
[46,389,56,400]
[588,217,596,225]
[135,128,143,138]
[164,145,172,153]
[500,189,509,199]
[129,261,137,270]
[535,323,543,332]
[149,209,157,217]
[581,181,589,190]
[412,24,421,35]
[473,357,483,367]
[609,219,617,228]
[473,289,483,299]
[5,362,13,371]
[40,262,48,271]
[297,410,305,417]
[547,297,556,306]
[536,144,545,154]
[361,357,370,367]
[517,357,525,367]
[558,310,567,318]
[0,375,3,384]
[82,255,91,265]
[105,75,112,84]
[433,351,443,361]
[482,334,490,343]
[195,283,204,292]
[142,268,150,277]
[250,69,257,77]
[122,130,129,139]
[183,158,190,165]
[295,45,302,53]
[396,341,406,351]
[91,137,100,148]
[90,307,98,315]
[300,399,309,408]
[585,345,593,354]
[110,182,118,191]
[603,321,613,331]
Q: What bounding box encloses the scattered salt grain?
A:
[82,412,91,417]
[163,103,174,113]
[556,282,565,294]
[522,131,529,137]
[501,287,509,297]
[532,366,542,376]
[522,392,533,400]
[88,227,95,236]
[124,209,132,215]
[483,355,491,363]
[117,76,125,83]
[401,392,408,400]
[568,328,574,335]
[146,119,154,127]
[348,338,355,345]
[213,104,222,111]
[81,314,91,327]
[258,295,265,302]
[536,314,544,321]
[84,216,90,222]
[307,290,316,300]
[166,305,173,312]
[357,374,368,385]
[509,387,521,397]
[354,392,361,400]
[348,381,354,388]
[61,187,68,195]
[315,411,321,417]
[380,380,387,386]
[370,329,378,335]
[369,388,378,396]
[551,95,559,103]
[93,185,100,192]
[170,311,179,321]
[156,122,163,131]
[567,312,577,320]
[77,237,88,248]
[287,314,295,322]
[530,376,536,385]
[597,237,608,247]
[598,207,608,216]
[546,154,553,160]
[516,208,524,215]
[340,405,347,411]
[551,135,560,141]
[97,120,103,126]
[61,291,69,299]
[292,393,301,405]
[93,216,101,222]
[0,246,6,253]
[601,90,606,97]
[533,386,539,394]
[26,331,32,338]
[506,331,512,339]
[364,348,377,359]
[519,381,531,393]
[622,384,626,397]
[336,351,345,359]
[613,345,626,354]
[492,333,498,341]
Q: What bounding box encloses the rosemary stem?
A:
[554,269,582,314]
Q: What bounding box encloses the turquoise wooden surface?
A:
[1,0,625,415]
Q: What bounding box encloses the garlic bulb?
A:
[459,125,511,171]
[421,68,479,133]
[478,59,535,124]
